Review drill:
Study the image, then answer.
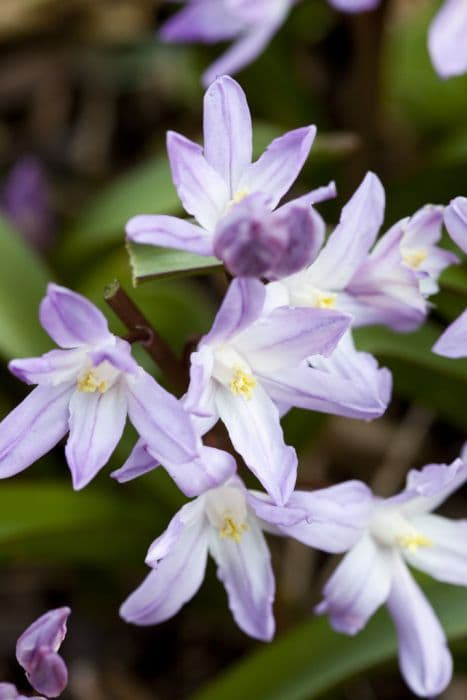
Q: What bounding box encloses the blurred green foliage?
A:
[193,581,467,700]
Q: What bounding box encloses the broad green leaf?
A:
[0,481,121,542]
[58,156,181,262]
[0,480,167,566]
[193,582,467,700]
[128,242,222,285]
[0,215,51,357]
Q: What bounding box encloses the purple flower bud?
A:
[213,192,322,279]
[16,608,71,698]
[2,156,55,252]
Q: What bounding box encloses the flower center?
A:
[395,531,432,554]
[286,275,339,310]
[312,291,338,309]
[230,366,257,399]
[77,360,120,394]
[370,510,432,553]
[220,516,249,543]
[205,485,249,544]
[401,247,428,270]
[77,369,108,394]
[231,189,249,205]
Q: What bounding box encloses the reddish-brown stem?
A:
[104,279,187,396]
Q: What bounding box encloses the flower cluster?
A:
[159,0,467,85]
[0,73,466,698]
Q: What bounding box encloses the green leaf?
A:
[128,242,223,285]
[0,215,51,358]
[193,582,467,700]
[58,156,181,263]
[0,481,120,542]
[0,480,167,566]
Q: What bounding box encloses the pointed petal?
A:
[65,383,127,490]
[203,75,252,195]
[215,384,297,505]
[387,555,452,697]
[16,607,70,698]
[39,283,110,349]
[9,349,83,386]
[0,384,71,478]
[340,288,426,332]
[308,172,385,289]
[433,309,467,358]
[167,131,229,231]
[236,307,350,373]
[257,480,373,553]
[346,219,427,331]
[261,362,388,421]
[126,214,213,256]
[275,181,337,212]
[159,0,243,43]
[127,370,198,465]
[428,0,467,78]
[403,204,444,248]
[160,445,237,498]
[398,459,467,515]
[444,196,467,253]
[208,515,275,641]
[111,439,158,483]
[202,278,265,347]
[330,0,380,10]
[146,499,205,564]
[202,23,283,87]
[404,513,467,586]
[184,346,217,419]
[239,126,316,209]
[316,535,393,635]
[308,330,392,411]
[120,511,208,626]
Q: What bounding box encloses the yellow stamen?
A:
[396,532,432,554]
[231,189,249,205]
[230,367,257,399]
[220,516,248,543]
[402,248,428,270]
[77,370,108,394]
[313,291,337,309]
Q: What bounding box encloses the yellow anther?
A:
[220,516,248,543]
[77,370,108,394]
[313,292,337,309]
[231,189,249,205]
[396,532,432,554]
[230,367,257,399]
[402,248,428,270]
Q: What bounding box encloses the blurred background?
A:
[0,0,467,698]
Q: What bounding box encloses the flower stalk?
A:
[104,279,187,395]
